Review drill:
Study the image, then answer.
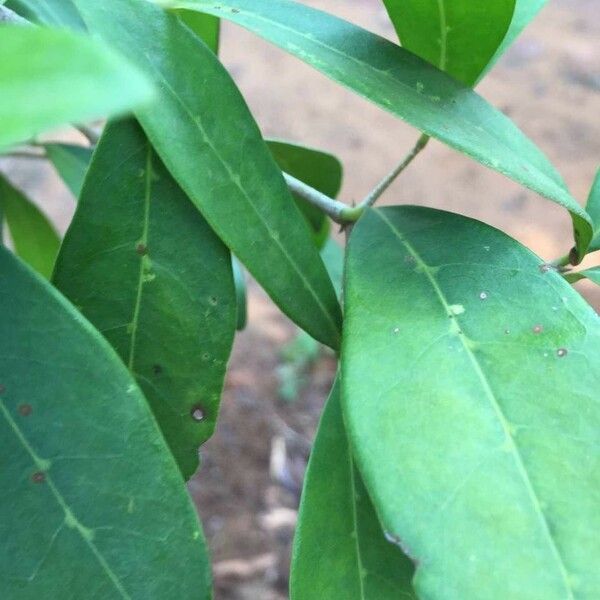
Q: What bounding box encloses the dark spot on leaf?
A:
[18,404,32,417]
[136,243,148,256]
[557,348,568,358]
[152,364,163,375]
[202,352,210,361]
[209,296,218,306]
[0,384,5,394]
[231,7,240,13]
[31,471,45,484]
[191,405,206,422]
[532,325,543,334]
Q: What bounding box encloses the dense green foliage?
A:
[1,0,598,598]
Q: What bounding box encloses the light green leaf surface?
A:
[291,376,416,599]
[0,247,211,599]
[45,143,93,199]
[484,0,548,77]
[381,0,515,85]
[585,168,600,252]
[5,0,85,29]
[267,139,343,249]
[168,0,591,258]
[72,0,342,350]
[232,256,247,331]
[565,267,600,286]
[320,237,344,298]
[343,206,600,599]
[0,26,153,151]
[0,175,60,279]
[53,120,236,480]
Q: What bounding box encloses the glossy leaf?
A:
[585,168,600,252]
[53,120,236,480]
[45,143,93,199]
[5,0,86,29]
[343,206,600,599]
[267,139,343,249]
[0,175,60,278]
[381,0,515,85]
[169,0,592,258]
[72,0,342,350]
[0,26,153,150]
[0,247,211,598]
[291,377,416,599]
[484,0,548,78]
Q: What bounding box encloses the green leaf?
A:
[45,143,93,199]
[483,0,548,78]
[232,256,247,330]
[0,247,211,598]
[380,0,515,85]
[0,175,60,278]
[585,168,600,252]
[177,9,219,52]
[565,267,600,286]
[5,0,86,29]
[0,26,153,150]
[291,376,416,599]
[320,237,345,298]
[343,205,600,598]
[168,0,592,259]
[53,120,236,480]
[267,139,343,249]
[72,0,342,350]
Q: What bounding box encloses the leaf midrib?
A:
[127,142,153,371]
[0,397,130,598]
[374,209,575,599]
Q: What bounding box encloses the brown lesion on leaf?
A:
[136,243,148,256]
[31,471,45,484]
[18,404,32,417]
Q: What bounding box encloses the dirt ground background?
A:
[2,1,599,598]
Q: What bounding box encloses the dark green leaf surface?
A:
[53,120,236,480]
[6,0,85,29]
[177,9,219,52]
[45,143,93,199]
[343,206,600,599]
[585,168,600,252]
[0,175,60,279]
[170,0,592,257]
[0,247,211,599]
[381,0,515,85]
[267,139,343,249]
[0,26,153,150]
[291,377,415,599]
[73,0,342,350]
[483,0,548,78]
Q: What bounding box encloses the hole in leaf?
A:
[191,405,206,422]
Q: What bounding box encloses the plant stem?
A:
[356,133,429,212]
[283,172,356,225]
[1,150,46,160]
[284,134,430,227]
[0,5,30,25]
